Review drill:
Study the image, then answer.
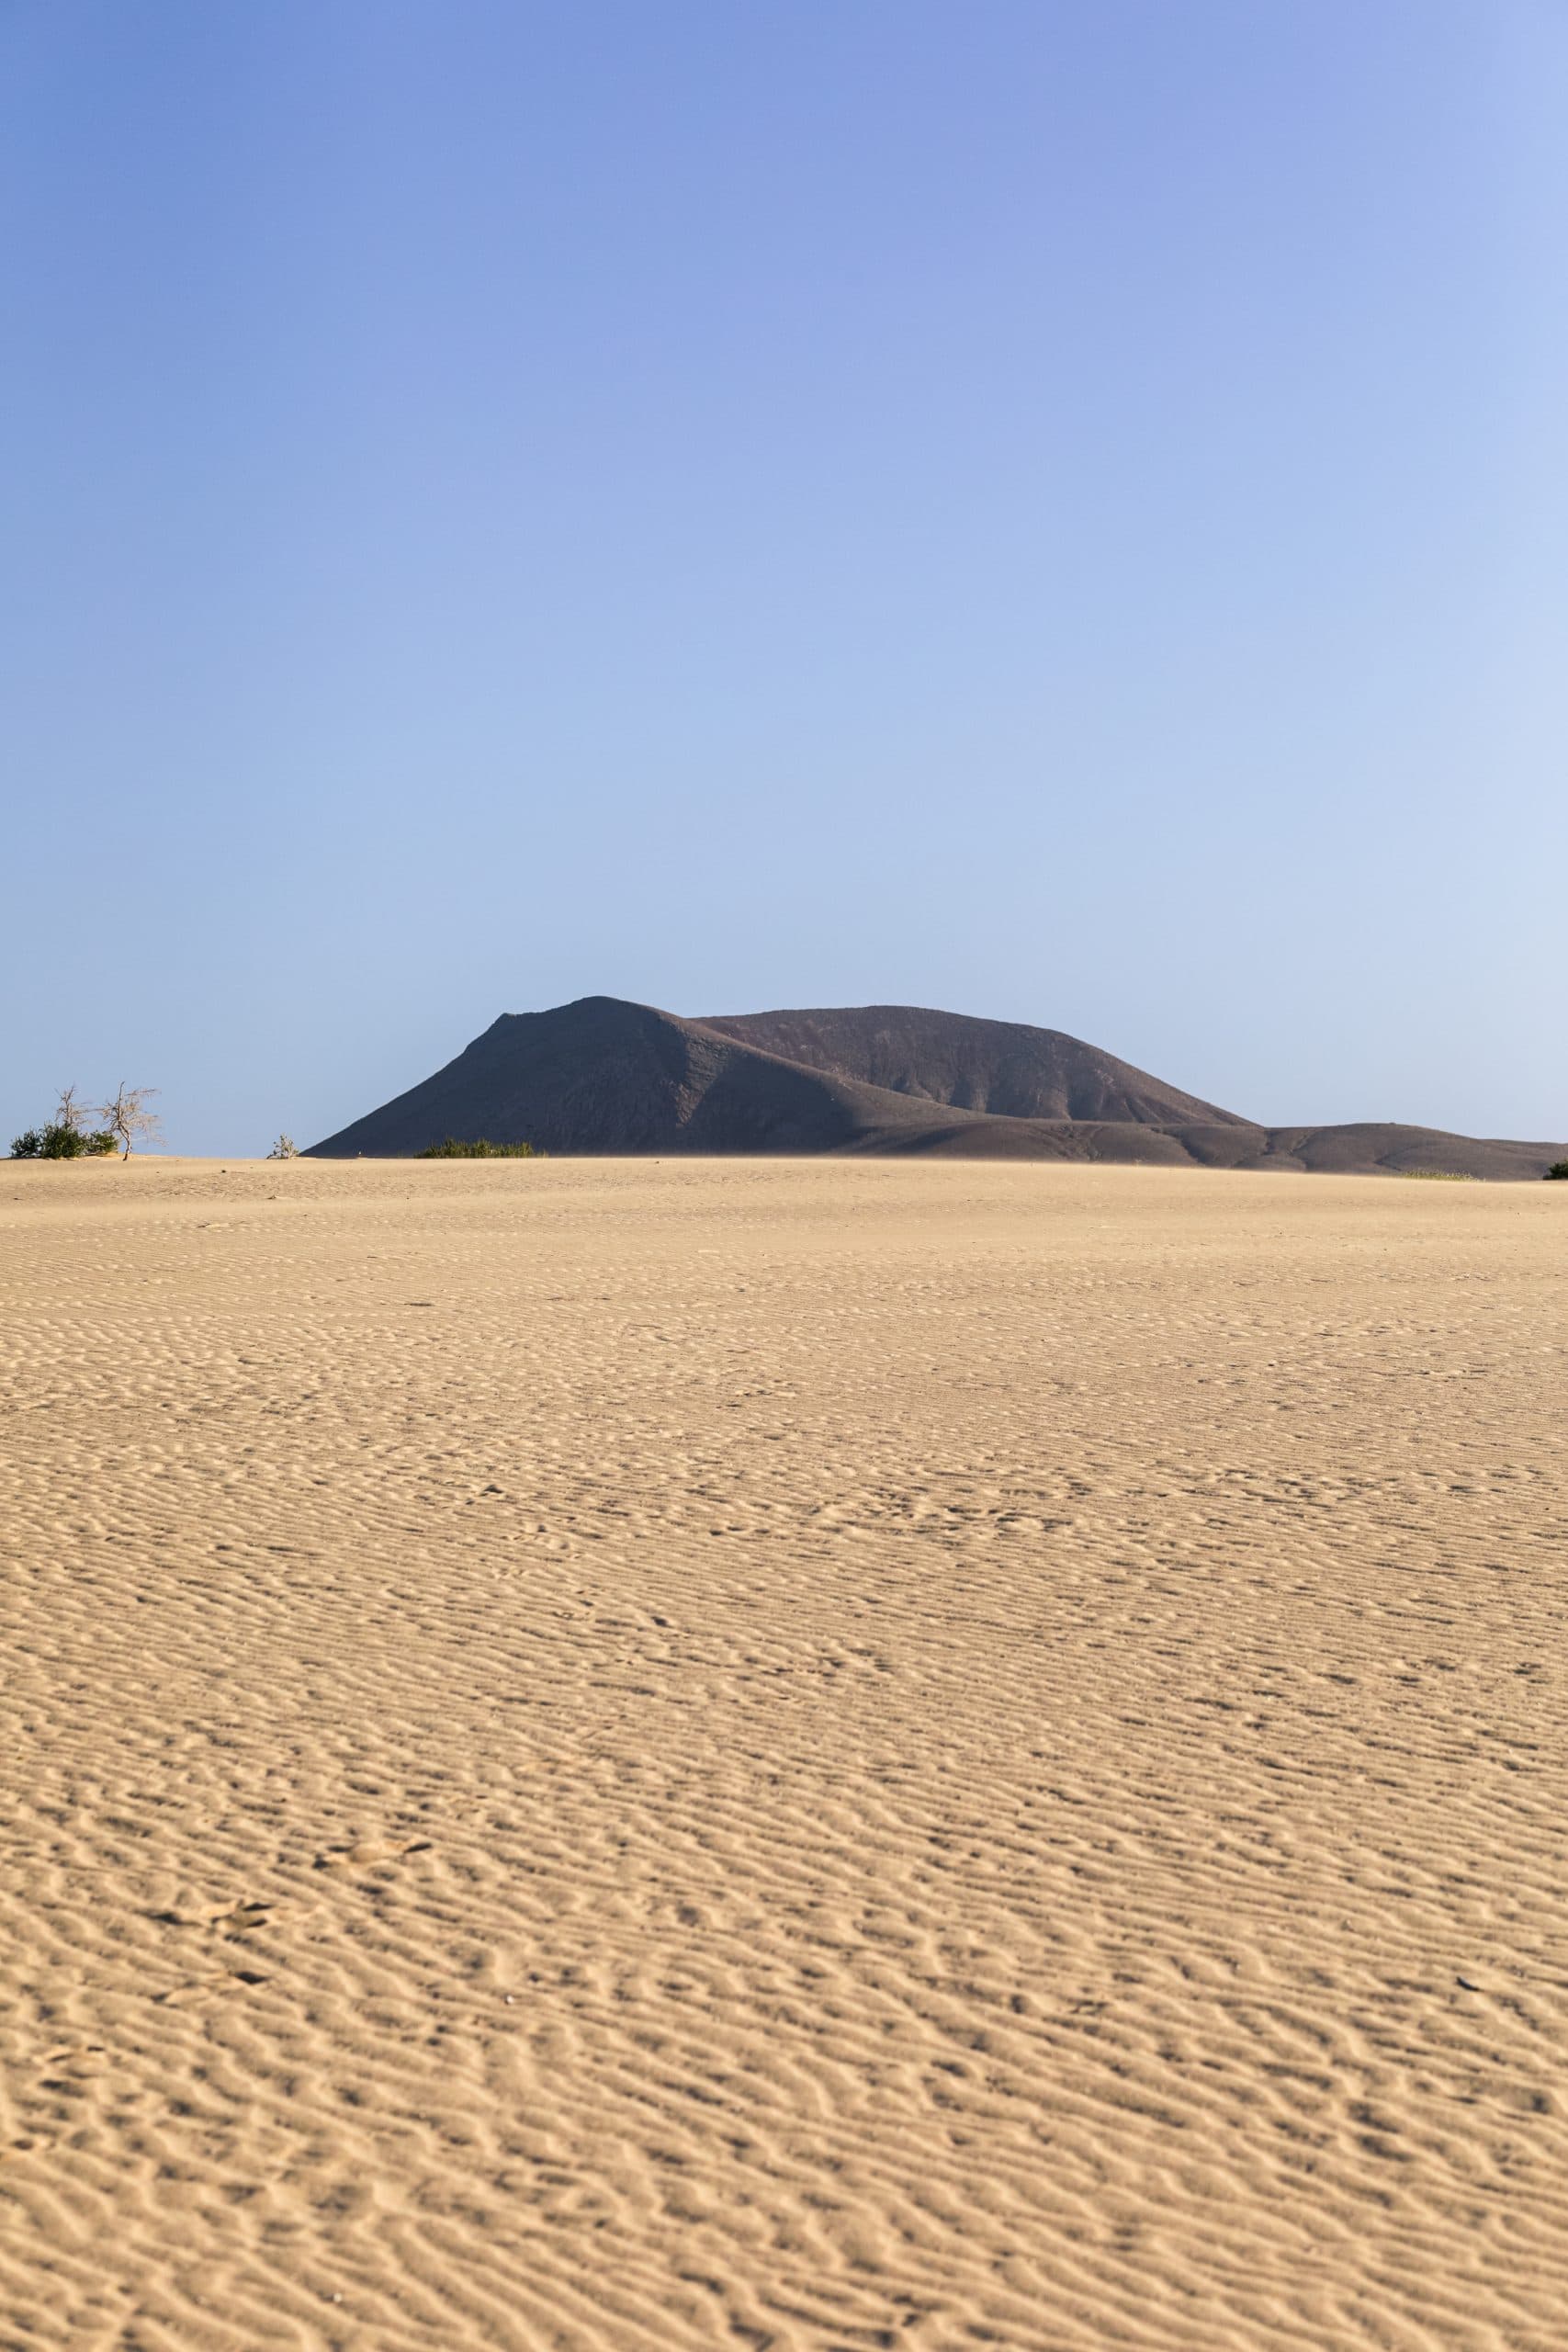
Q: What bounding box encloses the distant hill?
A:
[307,996,1563,1179]
[309,998,928,1160]
[701,1004,1253,1127]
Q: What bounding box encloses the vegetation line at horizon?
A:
[10,1082,161,1160]
[418,1136,545,1158]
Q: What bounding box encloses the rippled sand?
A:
[2,1155,1563,2349]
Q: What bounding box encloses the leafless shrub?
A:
[95,1082,163,1160]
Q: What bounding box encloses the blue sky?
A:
[5,1,1564,1153]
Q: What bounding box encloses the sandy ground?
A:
[1,1156,1564,2352]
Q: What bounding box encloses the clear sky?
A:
[5,1,1565,1154]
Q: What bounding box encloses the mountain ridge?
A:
[306,996,1563,1179]
[700,1004,1254,1128]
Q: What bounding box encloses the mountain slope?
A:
[308,996,963,1160]
[702,1004,1254,1127]
[307,996,1564,1177]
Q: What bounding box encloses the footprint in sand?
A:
[313,1837,434,1871]
[39,2041,107,2073]
[154,1969,271,2007]
[150,1898,292,1934]
[200,1899,284,1932]
[30,2044,107,2097]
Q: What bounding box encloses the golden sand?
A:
[2,1156,1563,2349]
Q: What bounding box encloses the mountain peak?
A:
[307,998,1562,1177]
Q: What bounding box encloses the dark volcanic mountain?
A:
[309,997,935,1160]
[307,996,1562,1178]
[701,1004,1251,1127]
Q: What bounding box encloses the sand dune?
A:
[2,1154,1565,2348]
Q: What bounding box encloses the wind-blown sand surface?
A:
[2,1158,1564,2352]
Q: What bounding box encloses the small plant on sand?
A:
[92,1082,163,1160]
[1547,1162,1568,1182]
[10,1124,117,1159]
[266,1135,299,1159]
[10,1086,118,1159]
[1398,1170,1475,1182]
[418,1136,544,1159]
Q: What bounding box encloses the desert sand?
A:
[1,1155,1563,2351]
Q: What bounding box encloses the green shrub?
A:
[12,1083,129,1159]
[10,1122,116,1159]
[1547,1162,1568,1182]
[1398,1170,1474,1182]
[418,1136,543,1159]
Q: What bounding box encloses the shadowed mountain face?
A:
[308,997,1564,1178]
[309,998,918,1160]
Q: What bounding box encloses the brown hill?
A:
[702,1004,1252,1127]
[307,996,1563,1178]
[308,997,949,1160]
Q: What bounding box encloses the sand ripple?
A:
[1,1158,1563,2347]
